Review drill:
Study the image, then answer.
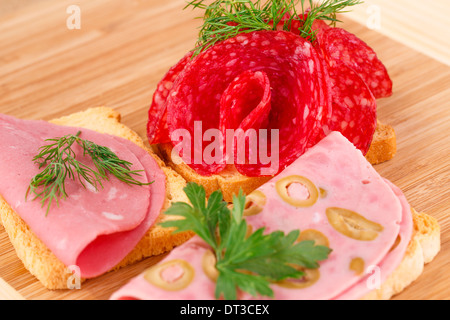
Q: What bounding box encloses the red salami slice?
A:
[315,27,392,99]
[220,70,271,132]
[166,31,331,176]
[311,19,329,32]
[327,63,377,154]
[268,11,328,36]
[219,70,271,167]
[147,52,193,144]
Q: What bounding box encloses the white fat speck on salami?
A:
[0,113,166,278]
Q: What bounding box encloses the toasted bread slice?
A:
[156,121,397,202]
[365,121,397,165]
[362,209,440,300]
[0,107,193,289]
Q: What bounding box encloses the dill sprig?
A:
[26,131,152,216]
[299,0,362,39]
[185,0,362,55]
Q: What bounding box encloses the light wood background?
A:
[343,0,450,66]
[0,0,449,300]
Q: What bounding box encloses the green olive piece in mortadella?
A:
[275,175,319,207]
[276,267,320,289]
[326,207,384,241]
[144,259,195,291]
[202,250,219,283]
[319,188,328,199]
[297,229,330,248]
[349,257,365,275]
[243,190,267,216]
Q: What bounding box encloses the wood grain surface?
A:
[0,0,449,300]
[343,0,450,66]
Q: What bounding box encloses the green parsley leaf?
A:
[161,182,331,300]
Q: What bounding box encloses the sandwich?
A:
[146,1,397,202]
[110,131,440,300]
[0,107,192,289]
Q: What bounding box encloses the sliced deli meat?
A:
[334,179,413,300]
[244,131,403,299]
[326,63,377,154]
[0,113,165,278]
[110,237,216,300]
[219,70,272,173]
[110,132,411,300]
[147,51,193,145]
[165,31,331,177]
[148,25,393,177]
[314,26,393,99]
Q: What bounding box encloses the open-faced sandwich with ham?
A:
[148,0,397,202]
[0,107,192,289]
[110,131,440,300]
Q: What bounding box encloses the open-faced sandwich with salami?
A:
[109,0,440,300]
[0,107,192,289]
[148,0,397,201]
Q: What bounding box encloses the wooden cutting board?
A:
[0,0,448,300]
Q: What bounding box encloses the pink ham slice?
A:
[166,31,331,177]
[111,237,217,300]
[0,113,165,278]
[110,132,412,300]
[333,179,413,300]
[244,132,403,299]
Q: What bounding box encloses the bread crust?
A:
[0,107,193,289]
[156,121,397,202]
[361,209,440,300]
[365,121,397,165]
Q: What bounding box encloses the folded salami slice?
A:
[219,70,272,173]
[0,114,165,278]
[326,63,377,154]
[219,70,272,133]
[315,26,392,99]
[110,132,411,300]
[147,51,193,145]
[166,31,331,176]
